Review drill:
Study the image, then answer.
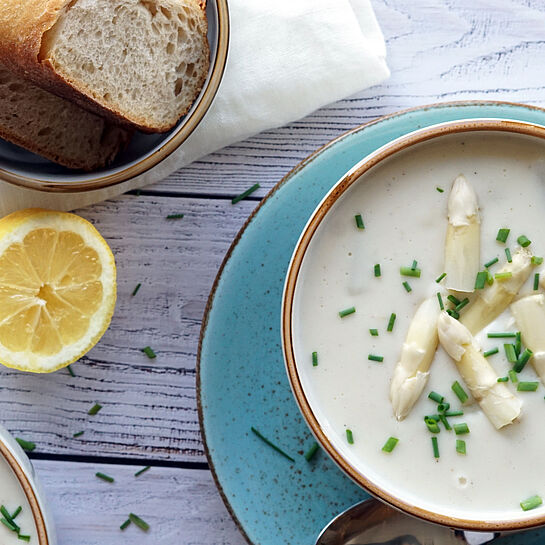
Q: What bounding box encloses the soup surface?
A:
[292,131,545,522]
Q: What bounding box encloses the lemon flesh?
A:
[0,209,116,372]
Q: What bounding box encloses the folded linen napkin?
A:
[0,0,389,214]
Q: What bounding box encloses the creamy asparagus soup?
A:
[0,451,38,543]
[292,131,545,522]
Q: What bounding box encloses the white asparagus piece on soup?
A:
[460,247,533,334]
[444,174,480,293]
[390,296,441,420]
[511,294,545,383]
[438,312,522,430]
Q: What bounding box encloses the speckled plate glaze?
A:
[197,102,545,545]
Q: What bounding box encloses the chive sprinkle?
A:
[496,228,510,243]
[166,213,185,220]
[488,332,517,338]
[369,329,379,337]
[456,439,466,455]
[505,248,512,263]
[515,331,522,358]
[304,442,320,461]
[439,414,451,430]
[454,423,470,435]
[436,272,447,283]
[250,427,295,462]
[131,283,142,296]
[474,271,487,290]
[437,292,444,310]
[446,308,460,320]
[455,298,469,312]
[18,536,30,542]
[518,235,531,247]
[387,313,396,332]
[232,183,260,204]
[1,518,18,532]
[436,187,444,193]
[514,348,533,373]
[535,273,540,290]
[338,306,356,318]
[141,346,157,359]
[129,513,150,532]
[425,417,440,434]
[428,391,444,403]
[11,507,21,520]
[135,466,151,477]
[447,294,461,306]
[509,369,519,383]
[485,257,499,268]
[521,495,542,511]
[484,347,499,357]
[400,266,421,278]
[0,506,12,521]
[120,519,131,531]
[67,365,76,377]
[355,214,365,230]
[374,264,381,277]
[504,344,517,363]
[431,436,439,458]
[518,381,539,392]
[495,272,513,281]
[382,437,399,453]
[425,414,440,421]
[346,429,354,444]
[15,438,35,452]
[368,354,384,362]
[88,403,103,416]
[437,403,450,413]
[532,256,544,265]
[312,351,318,366]
[497,376,509,382]
[445,410,464,417]
[451,381,469,403]
[402,281,412,292]
[411,260,418,270]
[487,270,494,285]
[73,431,84,438]
[96,472,114,483]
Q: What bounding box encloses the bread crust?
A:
[0,0,210,133]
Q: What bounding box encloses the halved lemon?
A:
[0,209,116,372]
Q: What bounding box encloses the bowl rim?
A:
[0,0,230,194]
[281,117,545,532]
[0,440,49,544]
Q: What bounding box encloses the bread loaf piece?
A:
[0,0,209,133]
[0,62,131,170]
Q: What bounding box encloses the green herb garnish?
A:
[509,369,519,383]
[456,439,466,455]
[532,256,544,265]
[496,228,510,243]
[346,429,354,444]
[487,332,517,338]
[484,347,499,357]
[67,365,76,377]
[402,281,412,292]
[73,431,84,438]
[369,329,379,337]
[428,391,444,403]
[436,187,444,193]
[120,519,131,531]
[312,351,318,366]
[455,298,469,312]
[495,272,513,281]
[368,354,384,362]
[514,348,533,373]
[497,377,509,382]
[166,213,185,220]
[474,271,487,290]
[484,257,499,268]
[451,381,468,403]
[517,235,531,247]
[304,442,320,461]
[232,183,260,204]
[374,264,381,277]
[454,423,470,435]
[135,466,151,477]
[96,472,115,483]
[436,272,447,283]
[132,283,142,296]
[15,438,35,452]
[355,214,365,230]
[338,306,356,318]
[431,436,440,458]
[88,403,103,416]
[439,414,451,430]
[382,437,399,453]
[535,273,540,291]
[505,248,512,263]
[129,513,150,532]
[447,294,461,306]
[425,417,440,434]
[437,292,444,310]
[521,495,542,511]
[517,381,539,392]
[387,313,396,332]
[400,266,421,278]
[141,346,157,359]
[504,344,517,363]
[250,427,295,462]
[445,410,464,417]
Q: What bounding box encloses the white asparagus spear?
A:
[390,296,441,420]
[511,294,545,383]
[444,175,480,293]
[460,247,533,334]
[438,312,521,429]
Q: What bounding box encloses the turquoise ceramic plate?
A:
[197,102,545,545]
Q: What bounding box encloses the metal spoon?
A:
[315,498,498,545]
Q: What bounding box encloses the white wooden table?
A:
[9,1,545,542]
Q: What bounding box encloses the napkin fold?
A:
[0,0,389,214]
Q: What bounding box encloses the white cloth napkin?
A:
[0,0,389,214]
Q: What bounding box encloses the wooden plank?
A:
[34,460,246,545]
[150,0,545,198]
[0,194,258,461]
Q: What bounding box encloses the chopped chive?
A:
[15,438,35,452]
[304,442,320,461]
[454,423,470,435]
[355,214,365,230]
[368,354,384,362]
[446,308,460,320]
[487,270,494,285]
[120,519,131,531]
[436,187,444,193]
[504,344,517,363]
[436,272,447,283]
[521,495,542,511]
[535,273,540,291]
[424,417,440,434]
[474,271,487,290]
[129,513,150,532]
[515,331,522,358]
[17,535,30,542]
[374,264,381,277]
[0,518,17,532]
[166,213,185,220]
[88,403,103,416]
[495,272,513,281]
[67,365,76,377]
[387,313,396,332]
[346,429,354,444]
[517,381,539,392]
[141,346,157,359]
[0,506,12,522]
[439,414,451,430]
[487,332,517,338]
[73,431,84,438]
[532,256,544,265]
[517,235,531,247]
[455,298,469,312]
[312,351,318,366]
[250,427,295,462]
[425,414,440,421]
[456,439,466,455]
[505,248,512,263]
[428,391,444,403]
[437,402,450,413]
[496,228,510,243]
[437,292,444,310]
[131,283,142,296]
[10,507,21,520]
[402,281,412,292]
[382,437,399,453]
[484,347,499,357]
[484,257,499,268]
[431,436,440,458]
[445,410,464,417]
[411,260,418,270]
[338,306,356,318]
[514,348,533,373]
[232,183,260,204]
[96,472,115,483]
[452,381,469,403]
[509,369,519,383]
[447,294,461,306]
[400,266,421,278]
[497,376,509,382]
[134,466,151,477]
[369,329,379,337]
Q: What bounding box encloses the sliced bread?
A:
[0,62,131,170]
